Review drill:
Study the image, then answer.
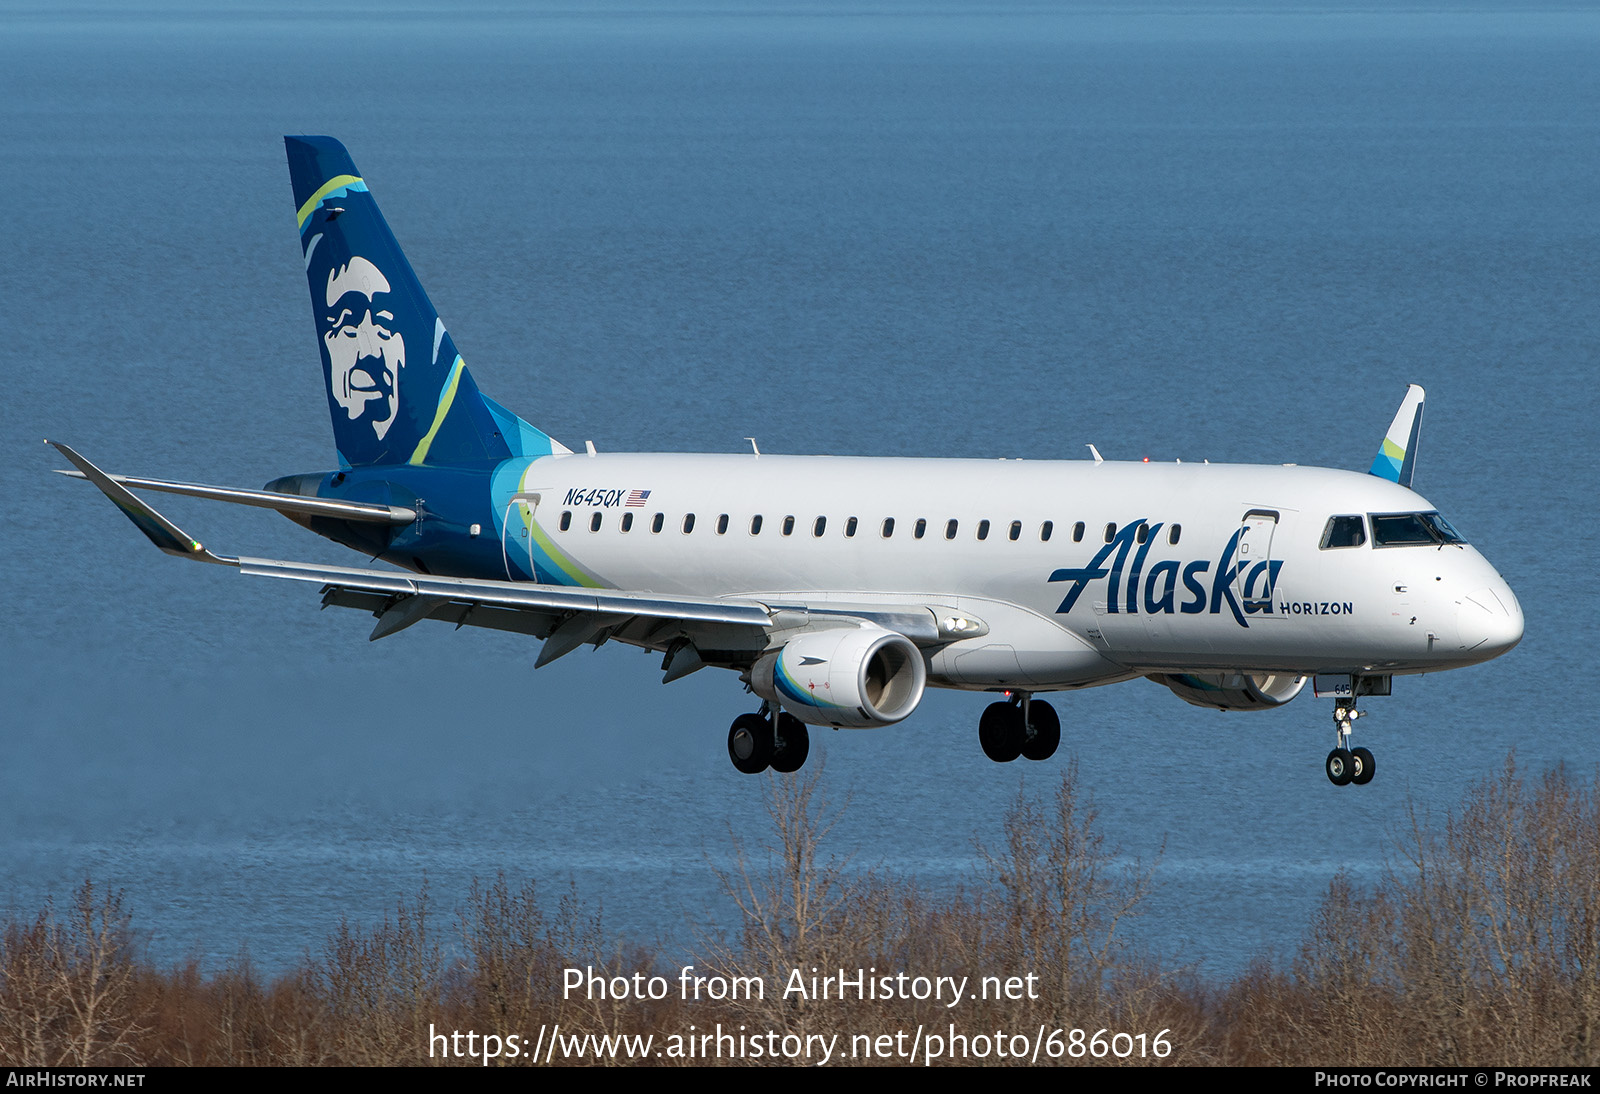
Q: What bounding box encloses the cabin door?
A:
[1232,509,1280,609]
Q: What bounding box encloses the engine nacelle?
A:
[752,624,927,728]
[1149,671,1306,711]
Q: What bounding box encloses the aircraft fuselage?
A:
[295,453,1522,690]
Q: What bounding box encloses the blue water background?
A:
[1,2,1596,981]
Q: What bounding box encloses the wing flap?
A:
[238,556,776,627]
[320,588,558,639]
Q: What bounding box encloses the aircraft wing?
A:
[49,441,975,678]
[251,553,792,679]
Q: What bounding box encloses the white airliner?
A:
[51,137,1524,784]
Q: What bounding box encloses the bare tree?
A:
[702,756,878,1039]
[1388,758,1600,1065]
[314,881,443,1064]
[980,762,1161,1025]
[459,872,620,1043]
[0,879,143,1066]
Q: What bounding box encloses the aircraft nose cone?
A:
[1456,582,1524,662]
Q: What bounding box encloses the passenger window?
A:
[845,517,858,538]
[1073,522,1085,543]
[914,519,927,540]
[1321,515,1367,549]
[813,516,826,537]
[682,514,695,534]
[716,514,729,535]
[976,520,990,541]
[559,511,572,532]
[882,518,895,538]
[651,513,664,534]
[1136,524,1148,544]
[750,515,763,535]
[1009,521,1021,541]
[621,512,633,533]
[589,512,602,533]
[1169,524,1181,546]
[946,519,959,540]
[1040,521,1053,542]
[1104,523,1116,544]
[782,516,795,536]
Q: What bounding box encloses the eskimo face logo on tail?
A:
[1047,519,1284,628]
[322,257,404,440]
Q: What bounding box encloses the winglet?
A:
[1368,384,1425,488]
[47,441,236,566]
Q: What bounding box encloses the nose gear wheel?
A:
[1325,698,1376,787]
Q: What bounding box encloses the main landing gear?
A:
[978,692,1060,763]
[727,703,810,775]
[1324,697,1375,787]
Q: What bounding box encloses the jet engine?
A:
[751,624,927,728]
[1149,671,1306,711]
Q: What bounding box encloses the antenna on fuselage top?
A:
[745,437,761,458]
[1086,444,1103,464]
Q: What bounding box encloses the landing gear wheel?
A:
[769,713,810,774]
[1350,746,1375,786]
[979,702,1024,763]
[728,713,774,774]
[1325,748,1354,787]
[1020,700,1060,762]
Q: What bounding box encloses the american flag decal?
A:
[625,489,651,507]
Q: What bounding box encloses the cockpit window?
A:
[1370,511,1467,547]
[1320,515,1366,549]
[1427,512,1467,543]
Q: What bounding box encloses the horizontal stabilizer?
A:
[48,442,236,565]
[54,469,416,524]
[1369,383,1425,488]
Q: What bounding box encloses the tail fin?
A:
[1368,383,1425,488]
[285,136,567,467]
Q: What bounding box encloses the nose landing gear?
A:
[1325,699,1375,787]
[978,692,1060,763]
[727,704,811,775]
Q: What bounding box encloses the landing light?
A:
[937,615,988,639]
